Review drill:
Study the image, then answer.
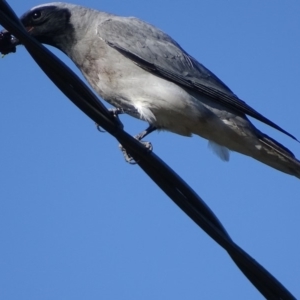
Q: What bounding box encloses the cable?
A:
[0,1,296,299]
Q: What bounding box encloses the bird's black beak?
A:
[0,29,20,55]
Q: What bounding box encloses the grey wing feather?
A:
[98,17,298,141]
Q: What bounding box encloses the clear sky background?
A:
[0,1,299,299]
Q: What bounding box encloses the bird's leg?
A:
[119,125,157,164]
[95,107,156,163]
[134,125,157,141]
[96,107,124,132]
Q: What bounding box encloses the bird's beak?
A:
[25,26,34,33]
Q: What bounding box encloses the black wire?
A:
[0,1,296,299]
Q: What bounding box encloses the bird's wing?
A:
[98,17,297,141]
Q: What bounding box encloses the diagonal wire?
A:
[0,1,296,299]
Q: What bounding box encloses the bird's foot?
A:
[119,125,156,164]
[119,140,153,164]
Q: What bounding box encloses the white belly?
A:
[72,40,248,145]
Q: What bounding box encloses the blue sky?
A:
[0,1,299,299]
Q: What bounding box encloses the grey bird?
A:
[7,2,300,178]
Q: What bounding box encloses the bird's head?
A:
[19,3,76,53]
[0,3,77,55]
[20,3,73,46]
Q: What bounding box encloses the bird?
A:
[3,2,300,178]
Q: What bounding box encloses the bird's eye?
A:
[31,10,42,20]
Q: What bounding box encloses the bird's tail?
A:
[250,132,300,179]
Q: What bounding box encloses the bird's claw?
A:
[119,140,153,164]
[119,144,135,164]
